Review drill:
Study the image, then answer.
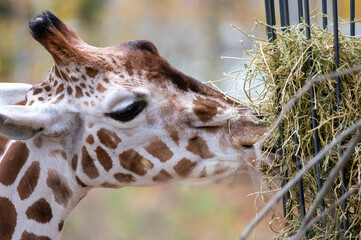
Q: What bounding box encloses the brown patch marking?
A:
[20,231,51,240]
[26,198,52,223]
[97,128,121,149]
[52,94,65,104]
[0,137,9,156]
[75,176,88,188]
[47,169,73,207]
[0,197,17,240]
[70,76,79,82]
[214,166,228,175]
[0,141,29,186]
[55,83,64,95]
[85,66,98,78]
[81,146,99,179]
[14,99,27,105]
[164,126,179,145]
[54,66,61,78]
[118,149,153,176]
[199,166,207,178]
[124,60,133,76]
[95,146,113,171]
[50,149,67,160]
[17,161,40,200]
[101,182,119,188]
[96,83,106,93]
[75,86,84,98]
[71,154,78,171]
[173,158,197,178]
[66,86,73,95]
[145,138,173,162]
[86,134,94,145]
[33,88,42,95]
[152,169,173,183]
[58,220,64,232]
[33,136,43,149]
[114,172,135,183]
[186,136,215,159]
[60,70,69,81]
[192,96,224,122]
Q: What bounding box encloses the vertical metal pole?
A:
[350,0,355,36]
[277,0,289,219]
[298,0,304,23]
[292,117,306,220]
[332,0,349,234]
[304,0,326,229]
[292,0,307,221]
[265,0,277,41]
[322,0,328,29]
[304,0,311,38]
[284,0,290,26]
[279,0,290,27]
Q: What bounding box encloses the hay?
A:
[241,22,361,239]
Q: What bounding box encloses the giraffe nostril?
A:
[251,111,266,120]
[241,144,253,149]
[262,145,277,154]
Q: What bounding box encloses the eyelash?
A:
[105,100,147,122]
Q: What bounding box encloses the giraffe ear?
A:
[0,83,32,106]
[0,105,65,140]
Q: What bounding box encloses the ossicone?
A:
[29,11,89,64]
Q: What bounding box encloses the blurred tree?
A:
[0,0,13,18]
[78,0,105,26]
[11,0,33,83]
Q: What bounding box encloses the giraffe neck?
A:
[0,137,88,240]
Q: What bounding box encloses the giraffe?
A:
[0,11,267,240]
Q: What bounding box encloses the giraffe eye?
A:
[106,100,147,122]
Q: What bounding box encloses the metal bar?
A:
[293,0,307,221]
[279,0,285,27]
[298,0,304,23]
[284,0,290,26]
[304,0,311,38]
[350,0,355,36]
[332,0,349,233]
[322,0,328,29]
[264,0,277,41]
[279,0,290,28]
[291,102,306,220]
[277,0,290,219]
[270,0,276,37]
[304,0,326,229]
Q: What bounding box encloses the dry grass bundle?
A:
[241,22,361,239]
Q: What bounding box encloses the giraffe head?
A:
[0,11,267,188]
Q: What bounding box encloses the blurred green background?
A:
[0,0,359,239]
